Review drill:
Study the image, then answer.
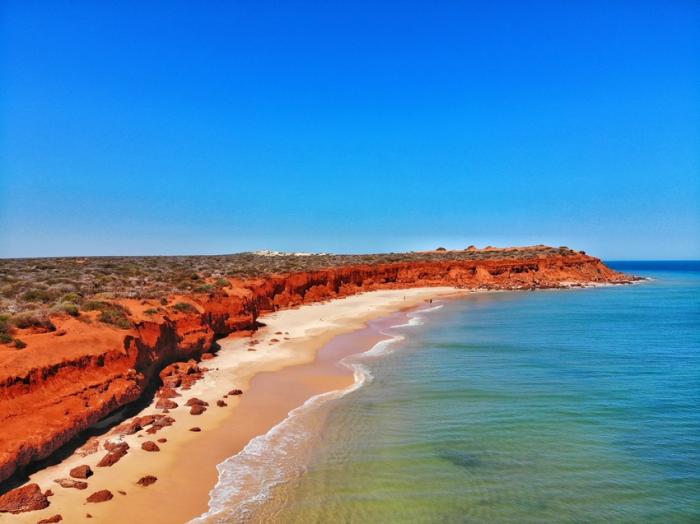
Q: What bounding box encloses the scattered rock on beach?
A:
[189,427,201,432]
[157,438,167,443]
[157,386,180,399]
[44,490,53,497]
[54,478,88,490]
[97,442,129,467]
[201,353,215,360]
[117,490,126,496]
[248,347,256,351]
[155,398,178,410]
[113,419,142,435]
[190,404,207,415]
[137,475,157,487]
[69,465,93,479]
[216,400,227,407]
[228,389,243,396]
[37,514,63,523]
[0,483,50,514]
[141,441,160,452]
[185,398,208,407]
[77,438,100,457]
[86,490,113,503]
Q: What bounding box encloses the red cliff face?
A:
[0,252,632,486]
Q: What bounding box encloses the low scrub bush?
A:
[173,302,198,313]
[50,302,80,317]
[11,310,55,331]
[82,301,131,329]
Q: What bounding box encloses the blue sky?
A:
[1,1,698,259]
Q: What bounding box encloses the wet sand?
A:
[14,287,464,524]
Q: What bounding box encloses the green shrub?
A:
[81,301,131,329]
[194,284,214,293]
[0,332,13,344]
[215,278,229,288]
[60,292,82,304]
[21,288,58,303]
[0,314,10,334]
[50,302,80,317]
[14,338,27,349]
[173,302,197,313]
[11,310,55,330]
[144,308,158,315]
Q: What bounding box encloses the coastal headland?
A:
[0,246,635,521]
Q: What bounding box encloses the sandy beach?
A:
[13,287,464,524]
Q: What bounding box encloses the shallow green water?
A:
[264,264,700,523]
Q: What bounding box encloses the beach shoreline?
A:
[12,287,465,524]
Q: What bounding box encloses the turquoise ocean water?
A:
[197,263,699,523]
[250,262,700,523]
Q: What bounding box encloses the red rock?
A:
[77,438,100,457]
[117,490,126,496]
[86,490,113,503]
[37,515,62,523]
[86,514,92,518]
[97,442,129,467]
[228,389,243,396]
[155,398,178,410]
[137,475,157,487]
[113,419,142,435]
[0,483,49,514]
[185,397,208,407]
[157,386,179,399]
[44,489,54,497]
[189,427,201,432]
[190,404,207,415]
[216,400,227,407]
[201,353,214,360]
[141,441,160,452]
[69,465,92,479]
[54,478,88,490]
[157,438,167,443]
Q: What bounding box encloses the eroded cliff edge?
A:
[0,248,634,486]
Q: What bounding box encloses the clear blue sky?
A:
[1,1,698,259]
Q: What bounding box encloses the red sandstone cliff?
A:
[0,251,633,486]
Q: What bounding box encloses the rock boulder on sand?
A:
[228,389,243,396]
[190,404,207,415]
[86,490,113,503]
[97,442,129,467]
[69,465,93,479]
[216,400,227,407]
[137,475,158,487]
[141,441,160,452]
[37,514,63,523]
[54,478,88,490]
[0,483,49,514]
[155,398,178,410]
